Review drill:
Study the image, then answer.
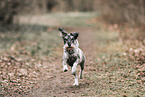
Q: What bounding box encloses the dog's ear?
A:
[72,32,79,39]
[58,28,67,37]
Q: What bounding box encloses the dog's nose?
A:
[68,42,71,47]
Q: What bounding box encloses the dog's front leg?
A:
[62,57,68,72]
[63,60,68,72]
[73,73,79,86]
[71,62,79,86]
[71,62,77,75]
[62,53,68,72]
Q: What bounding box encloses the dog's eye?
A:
[71,38,74,40]
[64,38,67,41]
[71,38,75,42]
[71,38,75,41]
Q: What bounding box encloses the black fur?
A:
[67,55,77,67]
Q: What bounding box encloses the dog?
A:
[58,28,85,86]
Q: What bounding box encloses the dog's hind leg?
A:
[79,67,83,79]
[79,62,84,79]
[79,56,85,79]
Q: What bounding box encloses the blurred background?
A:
[0,0,145,26]
[0,0,145,96]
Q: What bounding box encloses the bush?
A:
[21,0,97,13]
[100,0,145,26]
[0,0,22,25]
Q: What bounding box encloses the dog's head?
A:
[58,27,79,50]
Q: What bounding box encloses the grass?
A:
[55,12,97,27]
[17,12,98,27]
[0,24,61,58]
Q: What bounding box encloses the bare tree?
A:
[0,0,22,25]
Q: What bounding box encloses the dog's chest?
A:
[67,55,77,67]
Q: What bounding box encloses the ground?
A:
[0,12,144,97]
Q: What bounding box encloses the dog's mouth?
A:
[66,47,74,51]
[66,47,74,54]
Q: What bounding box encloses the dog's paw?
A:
[63,69,68,72]
[79,76,83,79]
[71,72,75,75]
[79,73,83,79]
[73,83,79,86]
[63,65,68,72]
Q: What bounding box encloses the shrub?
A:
[0,0,22,25]
[100,0,145,26]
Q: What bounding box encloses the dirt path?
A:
[28,27,98,97]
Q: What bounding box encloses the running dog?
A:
[58,28,85,86]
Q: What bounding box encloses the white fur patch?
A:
[63,65,68,72]
[73,77,79,86]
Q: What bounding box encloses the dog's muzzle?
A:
[66,47,74,54]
